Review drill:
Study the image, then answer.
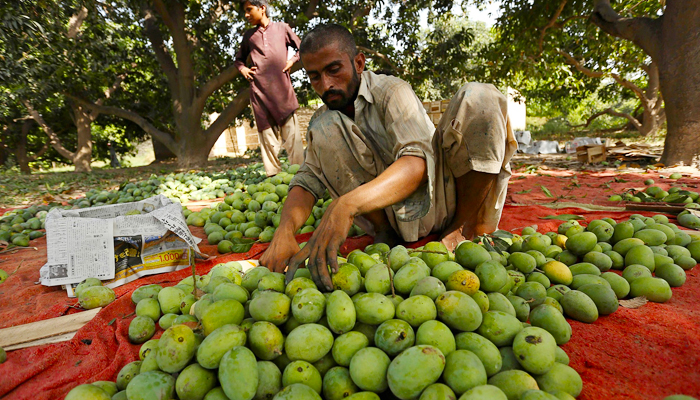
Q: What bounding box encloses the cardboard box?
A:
[577,144,607,163]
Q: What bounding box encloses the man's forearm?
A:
[277,186,317,236]
[339,155,428,218]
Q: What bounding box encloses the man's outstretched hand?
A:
[259,231,300,273]
[285,200,355,291]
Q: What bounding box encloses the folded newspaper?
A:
[39,195,205,296]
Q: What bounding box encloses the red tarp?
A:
[1,171,699,399]
[507,170,699,206]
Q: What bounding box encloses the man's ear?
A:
[354,52,366,75]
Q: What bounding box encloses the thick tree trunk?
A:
[152,137,177,162]
[657,2,700,166]
[173,125,213,168]
[591,0,699,165]
[16,121,32,174]
[72,104,93,172]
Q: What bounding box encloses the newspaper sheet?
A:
[39,195,204,293]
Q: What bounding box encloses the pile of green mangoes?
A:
[185,169,364,253]
[608,178,699,206]
[0,204,51,246]
[63,212,700,400]
[0,162,297,246]
[69,162,273,208]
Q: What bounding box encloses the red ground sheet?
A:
[0,171,699,399]
[508,170,699,206]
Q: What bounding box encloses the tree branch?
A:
[67,6,88,39]
[291,0,321,28]
[142,5,179,96]
[27,138,51,162]
[590,0,662,60]
[68,96,178,152]
[557,50,649,108]
[538,0,567,54]
[204,87,251,148]
[357,46,406,74]
[196,65,241,113]
[570,107,642,131]
[22,101,75,160]
[90,74,126,120]
[352,5,372,28]
[153,0,195,107]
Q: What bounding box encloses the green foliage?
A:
[474,0,663,135]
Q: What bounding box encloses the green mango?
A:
[415,320,456,358]
[487,370,539,400]
[156,325,196,373]
[64,384,111,400]
[248,321,284,360]
[396,294,437,328]
[218,347,259,400]
[349,347,391,392]
[435,291,483,332]
[529,304,571,345]
[534,363,582,398]
[326,290,357,334]
[375,319,415,356]
[331,331,369,367]
[255,361,282,400]
[386,345,446,399]
[561,290,598,323]
[125,371,175,400]
[175,363,217,400]
[323,367,359,400]
[284,323,334,363]
[512,327,557,375]
[282,360,322,394]
[443,349,487,395]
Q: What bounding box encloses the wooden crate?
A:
[576,144,607,163]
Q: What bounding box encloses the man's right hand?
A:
[241,66,258,81]
[259,230,300,273]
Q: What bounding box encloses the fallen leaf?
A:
[540,185,554,198]
[515,189,532,194]
[619,296,648,309]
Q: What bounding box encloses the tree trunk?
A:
[16,121,32,174]
[657,2,700,166]
[174,125,213,168]
[152,136,177,162]
[72,104,93,172]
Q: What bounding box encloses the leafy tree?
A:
[80,0,484,168]
[477,0,699,165]
[1,0,150,172]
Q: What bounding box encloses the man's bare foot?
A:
[440,229,465,251]
[374,227,401,247]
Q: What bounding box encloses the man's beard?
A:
[321,69,360,110]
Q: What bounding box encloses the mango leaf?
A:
[539,214,585,221]
[515,189,532,194]
[491,230,514,239]
[540,185,554,198]
[231,238,256,253]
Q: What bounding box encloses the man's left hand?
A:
[282,59,295,73]
[285,199,355,291]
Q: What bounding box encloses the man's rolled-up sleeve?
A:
[384,82,436,222]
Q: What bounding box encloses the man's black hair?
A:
[242,0,269,16]
[299,24,358,59]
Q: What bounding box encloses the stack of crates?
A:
[422,100,450,127]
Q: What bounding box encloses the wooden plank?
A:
[0,307,101,348]
[4,332,76,351]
